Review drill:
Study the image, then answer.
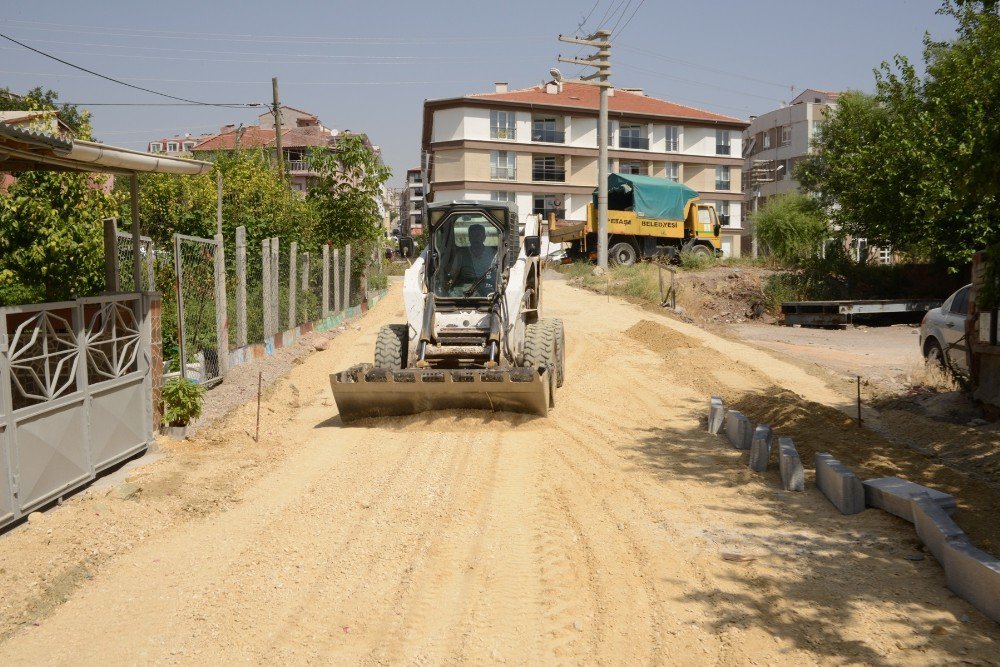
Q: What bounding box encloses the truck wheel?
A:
[689,244,713,259]
[610,242,638,267]
[375,324,408,369]
[522,321,556,380]
[542,318,565,388]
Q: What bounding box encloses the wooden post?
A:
[333,247,341,312]
[103,217,120,292]
[130,174,143,292]
[343,243,351,309]
[321,244,330,318]
[213,233,229,378]
[288,241,297,329]
[262,237,272,339]
[235,226,247,348]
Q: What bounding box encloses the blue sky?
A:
[1,0,958,187]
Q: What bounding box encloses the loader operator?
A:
[447,223,497,296]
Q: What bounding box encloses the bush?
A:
[751,194,829,265]
[161,377,205,426]
[677,251,712,270]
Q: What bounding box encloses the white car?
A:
[920,284,972,374]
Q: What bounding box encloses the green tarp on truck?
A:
[596,173,701,221]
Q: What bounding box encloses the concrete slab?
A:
[778,437,805,492]
[725,411,753,450]
[863,476,956,523]
[749,425,773,472]
[815,453,865,515]
[940,536,1000,623]
[708,396,724,435]
[911,492,967,563]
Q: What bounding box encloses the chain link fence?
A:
[174,235,223,384]
[115,230,155,292]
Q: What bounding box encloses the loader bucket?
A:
[330,364,552,422]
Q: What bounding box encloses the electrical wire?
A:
[0,32,261,108]
[0,69,482,87]
[617,62,784,103]
[618,44,795,90]
[611,0,646,39]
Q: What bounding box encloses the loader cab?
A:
[425,202,516,301]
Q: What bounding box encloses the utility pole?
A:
[272,76,284,177]
[558,29,611,270]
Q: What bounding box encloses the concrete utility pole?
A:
[272,76,284,176]
[558,29,611,270]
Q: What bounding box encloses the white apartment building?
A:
[422,81,749,256]
[403,167,425,236]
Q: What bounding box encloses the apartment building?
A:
[400,167,425,236]
[147,132,214,156]
[422,81,749,256]
[742,89,839,217]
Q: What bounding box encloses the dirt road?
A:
[1,278,997,665]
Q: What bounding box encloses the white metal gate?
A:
[0,293,152,529]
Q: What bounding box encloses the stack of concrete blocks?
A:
[725,411,753,450]
[777,437,805,491]
[749,425,773,472]
[707,396,725,435]
[814,453,866,515]
[862,476,957,522]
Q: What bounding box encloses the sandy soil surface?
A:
[0,278,998,665]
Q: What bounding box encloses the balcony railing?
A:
[490,126,517,140]
[288,160,309,172]
[716,144,731,156]
[618,136,649,150]
[491,166,516,180]
[716,180,731,191]
[532,166,566,182]
[531,129,565,143]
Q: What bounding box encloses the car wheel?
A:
[924,338,946,369]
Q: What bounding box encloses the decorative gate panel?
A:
[14,398,89,513]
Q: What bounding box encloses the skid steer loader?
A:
[330,201,565,422]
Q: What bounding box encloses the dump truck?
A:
[550,173,723,266]
[330,201,565,422]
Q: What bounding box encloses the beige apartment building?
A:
[422,81,749,256]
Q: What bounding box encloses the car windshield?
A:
[430,214,502,298]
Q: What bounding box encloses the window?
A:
[715,165,730,190]
[879,247,893,265]
[532,194,560,217]
[183,141,196,152]
[167,141,178,152]
[665,125,679,152]
[606,120,614,147]
[490,110,516,140]
[532,117,564,143]
[664,161,679,182]
[776,159,788,181]
[532,156,564,182]
[780,125,791,146]
[950,285,971,315]
[619,160,643,175]
[763,132,771,149]
[490,191,515,203]
[619,124,648,150]
[490,150,516,180]
[149,142,163,153]
[715,200,731,226]
[715,129,730,156]
[430,212,502,298]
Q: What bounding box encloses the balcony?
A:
[490,126,517,141]
[618,136,649,150]
[531,129,565,143]
[491,166,516,180]
[288,160,309,172]
[532,166,566,182]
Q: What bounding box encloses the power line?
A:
[618,44,795,90]
[611,0,646,39]
[607,0,634,36]
[0,32,262,108]
[617,62,785,103]
[0,68,482,87]
[575,0,602,33]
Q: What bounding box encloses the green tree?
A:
[798,1,999,269]
[751,193,830,265]
[0,170,117,304]
[0,86,90,138]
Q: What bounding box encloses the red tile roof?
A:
[467,82,745,124]
[193,126,276,151]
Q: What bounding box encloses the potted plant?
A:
[161,377,205,439]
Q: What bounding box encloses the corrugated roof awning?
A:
[0,121,212,176]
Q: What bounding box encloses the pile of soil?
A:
[673,265,777,326]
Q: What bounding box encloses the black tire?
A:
[689,243,713,259]
[542,318,565,388]
[522,321,556,376]
[609,241,638,267]
[924,338,946,370]
[375,324,408,369]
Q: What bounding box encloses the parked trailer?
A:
[781,298,942,328]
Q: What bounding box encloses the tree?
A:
[797,0,1000,270]
[0,86,90,138]
[750,194,829,265]
[0,171,117,304]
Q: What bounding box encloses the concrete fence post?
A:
[322,244,330,318]
[235,226,247,348]
[213,233,230,378]
[262,238,272,338]
[302,251,310,321]
[288,241,298,330]
[103,217,120,292]
[270,238,279,332]
[343,243,352,309]
[333,247,341,312]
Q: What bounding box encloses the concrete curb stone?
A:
[725,411,753,450]
[708,396,724,435]
[778,437,805,492]
[815,453,865,515]
[911,492,966,563]
[749,425,773,472]
[940,535,1000,623]
[863,476,956,523]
